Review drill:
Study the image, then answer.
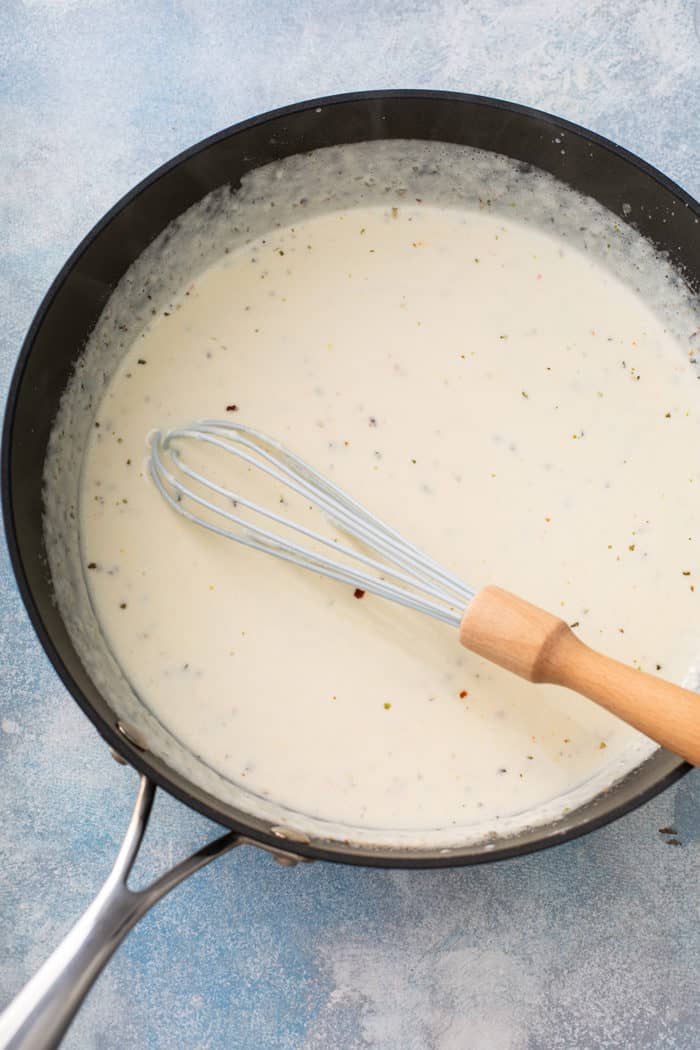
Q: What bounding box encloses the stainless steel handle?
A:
[0,775,241,1050]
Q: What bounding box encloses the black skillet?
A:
[1,91,696,1049]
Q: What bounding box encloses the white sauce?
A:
[44,141,700,849]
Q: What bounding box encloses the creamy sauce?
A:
[45,141,700,848]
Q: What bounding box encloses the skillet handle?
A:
[0,775,241,1050]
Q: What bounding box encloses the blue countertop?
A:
[2,2,699,1047]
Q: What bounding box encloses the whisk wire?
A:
[150,421,475,626]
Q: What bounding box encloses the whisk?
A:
[150,420,700,767]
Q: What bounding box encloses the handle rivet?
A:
[115,721,149,752]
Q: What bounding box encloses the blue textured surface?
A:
[2,2,700,1047]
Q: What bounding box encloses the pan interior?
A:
[43,138,700,851]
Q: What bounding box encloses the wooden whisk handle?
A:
[459,585,700,766]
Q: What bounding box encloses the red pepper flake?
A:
[353,588,366,599]
[459,690,468,699]
[226,404,239,412]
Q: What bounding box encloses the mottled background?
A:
[2,2,699,1047]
